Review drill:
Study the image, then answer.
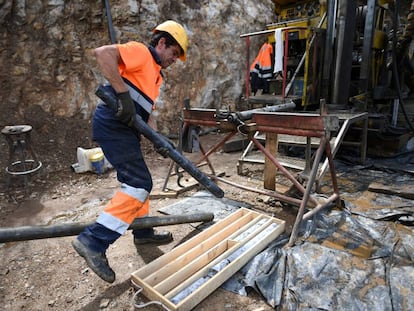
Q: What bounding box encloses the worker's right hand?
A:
[116,91,136,126]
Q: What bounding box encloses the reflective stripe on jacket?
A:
[123,77,154,122]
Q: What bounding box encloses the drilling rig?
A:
[243,0,414,157]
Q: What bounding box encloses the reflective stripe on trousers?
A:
[97,183,150,235]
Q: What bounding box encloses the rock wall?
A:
[0,0,275,134]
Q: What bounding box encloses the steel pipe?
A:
[0,213,214,243]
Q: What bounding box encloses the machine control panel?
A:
[274,0,324,22]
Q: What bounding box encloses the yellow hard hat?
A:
[154,20,188,61]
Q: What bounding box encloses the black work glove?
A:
[116,91,136,126]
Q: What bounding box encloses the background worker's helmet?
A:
[154,20,188,61]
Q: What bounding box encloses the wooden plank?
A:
[142,212,257,287]
[255,133,335,147]
[133,208,250,279]
[264,132,278,191]
[164,240,240,299]
[163,216,270,298]
[150,190,178,199]
[368,182,414,200]
[130,208,286,311]
[132,278,177,310]
[175,220,285,310]
[160,215,263,298]
[155,241,232,294]
[167,219,280,304]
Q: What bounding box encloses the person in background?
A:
[250,41,273,95]
[72,20,188,283]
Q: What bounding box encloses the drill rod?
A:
[95,85,224,198]
[0,213,214,243]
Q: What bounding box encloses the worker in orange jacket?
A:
[72,21,188,283]
[250,42,273,95]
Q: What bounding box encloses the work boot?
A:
[72,238,115,283]
[133,229,173,246]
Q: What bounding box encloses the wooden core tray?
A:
[131,208,285,311]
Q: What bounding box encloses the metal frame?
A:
[178,109,341,246]
[237,111,369,189]
[2,125,42,192]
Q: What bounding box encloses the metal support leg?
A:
[287,137,328,247]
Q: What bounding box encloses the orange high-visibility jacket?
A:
[250,42,273,79]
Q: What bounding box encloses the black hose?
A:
[104,0,116,44]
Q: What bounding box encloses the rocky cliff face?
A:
[0,0,275,134]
